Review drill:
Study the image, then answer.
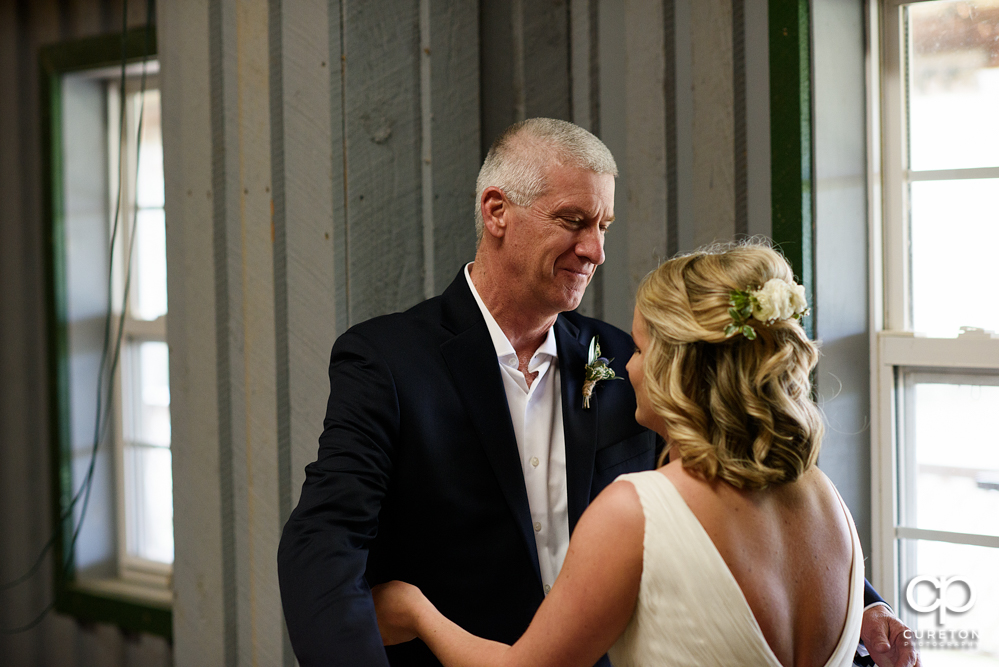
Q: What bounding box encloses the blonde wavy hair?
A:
[636,241,823,490]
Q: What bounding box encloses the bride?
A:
[373,244,865,667]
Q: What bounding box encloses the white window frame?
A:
[869,0,999,608]
[107,73,173,591]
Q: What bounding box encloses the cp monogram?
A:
[905,575,976,624]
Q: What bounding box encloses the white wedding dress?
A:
[607,470,864,667]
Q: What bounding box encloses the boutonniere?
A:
[582,336,621,409]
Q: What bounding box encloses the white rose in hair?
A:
[752,279,789,322]
[789,283,808,315]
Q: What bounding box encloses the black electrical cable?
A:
[1,0,155,635]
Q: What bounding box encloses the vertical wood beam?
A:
[690,0,735,247]
[343,0,423,324]
[159,0,226,663]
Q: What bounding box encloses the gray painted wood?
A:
[812,0,873,570]
[343,0,425,324]
[225,1,284,664]
[428,0,479,293]
[278,0,337,521]
[158,0,226,664]
[597,0,631,331]
[623,0,668,307]
[690,0,736,246]
[479,0,517,153]
[523,0,571,121]
[674,0,696,253]
[744,0,771,240]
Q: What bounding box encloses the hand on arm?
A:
[861,604,920,667]
[372,479,645,667]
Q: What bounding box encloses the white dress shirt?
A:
[465,264,570,595]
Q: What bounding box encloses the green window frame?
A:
[40,26,171,640]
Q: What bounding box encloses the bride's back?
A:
[663,463,854,667]
[629,243,858,666]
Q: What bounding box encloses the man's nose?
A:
[576,225,605,266]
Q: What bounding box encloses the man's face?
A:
[502,165,615,317]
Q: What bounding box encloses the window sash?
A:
[871,0,999,608]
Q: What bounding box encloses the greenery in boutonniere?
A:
[582,336,621,409]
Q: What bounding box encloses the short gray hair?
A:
[474,118,618,244]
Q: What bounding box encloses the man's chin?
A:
[555,288,586,313]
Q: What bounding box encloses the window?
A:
[873,0,999,661]
[41,29,171,637]
[109,79,173,580]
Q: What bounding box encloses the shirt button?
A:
[544,584,551,594]
[506,358,517,367]
[534,521,542,532]
[530,456,539,468]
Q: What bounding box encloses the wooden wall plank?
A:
[623,0,667,304]
[230,0,283,663]
[523,0,571,121]
[158,0,226,664]
[428,0,479,293]
[690,0,736,246]
[673,0,696,253]
[479,0,516,153]
[278,0,335,525]
[343,0,424,323]
[744,0,772,239]
[596,0,631,330]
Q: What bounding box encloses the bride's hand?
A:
[371,580,428,646]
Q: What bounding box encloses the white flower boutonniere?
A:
[582,336,621,409]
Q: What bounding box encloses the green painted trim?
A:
[768,0,815,339]
[39,26,169,641]
[61,587,172,639]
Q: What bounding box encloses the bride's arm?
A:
[374,479,645,667]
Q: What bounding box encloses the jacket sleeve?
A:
[277,330,399,667]
[863,579,887,609]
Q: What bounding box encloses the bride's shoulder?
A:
[585,475,647,532]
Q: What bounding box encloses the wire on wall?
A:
[0,0,155,635]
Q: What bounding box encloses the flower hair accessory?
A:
[582,336,621,409]
[725,278,810,340]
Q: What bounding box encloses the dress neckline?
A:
[638,469,861,667]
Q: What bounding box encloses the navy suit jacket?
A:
[278,269,657,666]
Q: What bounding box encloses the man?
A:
[278,119,917,667]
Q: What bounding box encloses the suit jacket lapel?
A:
[555,316,598,534]
[438,272,542,585]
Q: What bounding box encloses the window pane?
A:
[898,539,999,663]
[908,1,999,171]
[900,375,999,538]
[124,443,174,564]
[124,340,171,448]
[130,208,168,321]
[910,178,999,337]
[135,88,163,209]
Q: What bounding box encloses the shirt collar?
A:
[464,263,558,365]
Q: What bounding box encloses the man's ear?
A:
[480,186,509,239]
